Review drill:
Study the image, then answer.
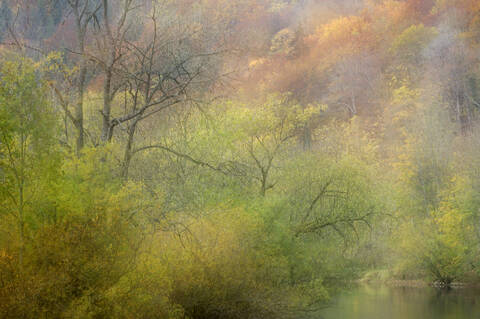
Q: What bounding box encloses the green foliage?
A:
[389,24,437,86]
[150,208,329,319]
[0,147,151,317]
[5,0,480,317]
[0,56,60,258]
[274,153,377,240]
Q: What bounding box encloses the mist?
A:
[1,0,480,318]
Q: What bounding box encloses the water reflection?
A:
[319,284,480,319]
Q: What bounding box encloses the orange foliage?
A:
[242,0,441,105]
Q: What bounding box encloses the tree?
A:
[65,0,102,155]
[225,95,323,196]
[92,0,136,143]
[0,55,58,266]
[170,95,324,196]
[424,26,480,131]
[388,24,437,87]
[108,2,224,178]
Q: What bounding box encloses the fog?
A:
[1,0,480,318]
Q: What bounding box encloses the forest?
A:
[1,0,480,318]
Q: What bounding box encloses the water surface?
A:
[320,284,480,319]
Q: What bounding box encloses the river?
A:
[319,284,480,319]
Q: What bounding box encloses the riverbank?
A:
[359,269,480,288]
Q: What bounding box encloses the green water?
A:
[320,284,480,319]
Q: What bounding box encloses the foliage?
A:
[3,0,480,317]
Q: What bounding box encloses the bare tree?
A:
[93,0,136,142]
[66,0,102,155]
[107,5,223,178]
[425,27,479,132]
[327,52,379,116]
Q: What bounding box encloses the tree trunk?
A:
[121,120,138,179]
[74,24,86,156]
[75,58,86,155]
[101,69,113,142]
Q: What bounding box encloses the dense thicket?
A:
[1,0,480,318]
